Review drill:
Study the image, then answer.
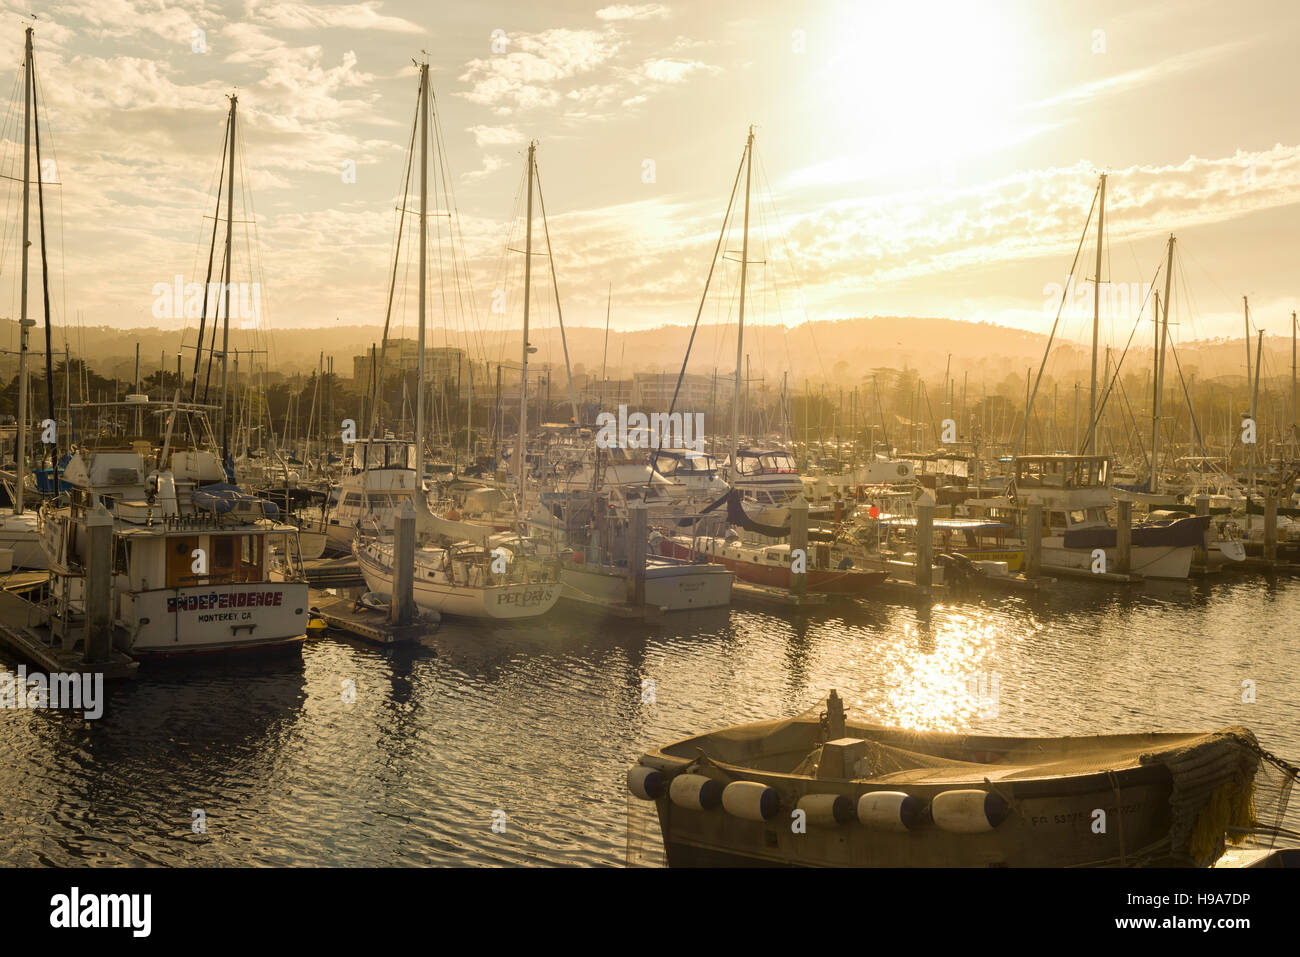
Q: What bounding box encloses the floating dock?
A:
[309,592,435,645]
[0,586,139,679]
[729,581,827,608]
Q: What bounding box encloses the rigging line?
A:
[202,237,230,403]
[30,56,56,480]
[664,142,747,423]
[1165,335,1206,457]
[367,75,420,442]
[532,161,579,423]
[758,153,819,383]
[432,92,485,365]
[192,110,230,399]
[1078,258,1164,454]
[1006,179,1099,478]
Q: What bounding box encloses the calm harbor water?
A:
[2,576,1297,867]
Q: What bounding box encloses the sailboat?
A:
[0,28,54,569]
[655,129,884,596]
[353,60,560,620]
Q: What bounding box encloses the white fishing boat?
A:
[965,455,1201,579]
[37,398,309,658]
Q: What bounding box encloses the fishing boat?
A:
[657,532,886,595]
[965,454,1203,579]
[37,397,310,658]
[628,690,1264,867]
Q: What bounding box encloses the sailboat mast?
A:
[415,62,429,486]
[599,283,610,410]
[1151,234,1174,493]
[731,127,754,469]
[14,27,33,516]
[220,94,237,462]
[517,142,536,508]
[1087,172,1106,454]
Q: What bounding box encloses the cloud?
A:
[244,0,423,34]
[468,125,525,148]
[640,57,716,83]
[595,4,671,21]
[458,28,623,113]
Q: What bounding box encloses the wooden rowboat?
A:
[629,691,1261,867]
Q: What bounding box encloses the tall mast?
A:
[1087,172,1106,454]
[517,141,536,508]
[1292,310,1297,448]
[731,127,754,470]
[415,61,429,488]
[1151,233,1174,493]
[14,27,33,515]
[220,94,237,462]
[1243,296,1252,402]
[599,283,611,410]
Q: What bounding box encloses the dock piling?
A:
[789,495,808,597]
[390,500,416,626]
[1116,499,1132,575]
[1025,503,1042,580]
[915,498,934,591]
[83,503,114,665]
[627,500,648,607]
[1264,494,1278,562]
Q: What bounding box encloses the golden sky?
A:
[0,0,1296,353]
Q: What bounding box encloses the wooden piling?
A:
[83,503,114,665]
[390,499,416,626]
[627,500,648,607]
[1264,494,1278,562]
[915,499,934,590]
[1116,499,1132,575]
[1025,503,1042,580]
[789,495,809,597]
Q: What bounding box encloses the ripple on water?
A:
[1,576,1296,865]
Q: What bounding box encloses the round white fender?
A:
[669,773,723,811]
[931,789,1010,833]
[857,791,923,832]
[722,781,779,822]
[796,793,854,826]
[626,765,664,801]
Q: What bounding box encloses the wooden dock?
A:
[309,593,436,645]
[0,588,139,679]
[1042,564,1144,584]
[730,581,827,609]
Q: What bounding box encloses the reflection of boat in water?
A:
[629,691,1267,868]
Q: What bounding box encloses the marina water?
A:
[1,576,1296,866]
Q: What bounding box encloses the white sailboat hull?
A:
[355,541,561,620]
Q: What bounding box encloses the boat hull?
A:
[659,537,886,595]
[356,541,561,620]
[560,558,732,611]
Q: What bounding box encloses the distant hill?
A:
[0,315,1290,393]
